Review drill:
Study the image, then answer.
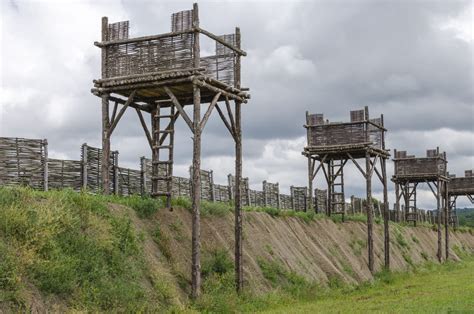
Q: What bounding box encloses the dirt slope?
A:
[149,207,474,293]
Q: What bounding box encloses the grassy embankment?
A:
[0,187,473,312]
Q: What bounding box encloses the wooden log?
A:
[94,29,195,47]
[81,144,88,189]
[444,181,449,260]
[43,139,48,191]
[101,93,111,195]
[164,87,194,133]
[200,92,221,132]
[381,156,390,269]
[109,90,136,136]
[307,157,313,212]
[437,178,442,262]
[366,151,374,272]
[191,2,201,300]
[215,105,236,140]
[135,108,153,150]
[192,79,247,103]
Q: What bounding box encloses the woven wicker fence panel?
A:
[105,33,193,78]
[249,190,264,207]
[263,181,279,208]
[279,194,292,210]
[141,158,167,195]
[117,167,141,196]
[189,168,213,201]
[48,159,82,191]
[395,158,442,176]
[214,184,230,202]
[201,34,235,86]
[368,118,382,148]
[308,123,366,147]
[171,9,193,32]
[108,21,129,41]
[291,187,307,211]
[83,145,117,194]
[449,176,474,192]
[307,113,324,125]
[228,174,249,203]
[0,137,45,189]
[315,189,327,213]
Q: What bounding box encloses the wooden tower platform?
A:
[91,3,249,297]
[303,106,390,272]
[392,148,449,261]
[447,170,474,228]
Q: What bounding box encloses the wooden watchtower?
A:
[447,170,473,228]
[91,4,249,297]
[392,148,449,261]
[303,106,391,272]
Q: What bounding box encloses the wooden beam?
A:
[164,87,194,133]
[312,155,328,180]
[225,97,236,134]
[94,29,194,47]
[109,90,136,136]
[426,181,438,199]
[110,101,118,126]
[215,104,236,140]
[200,92,221,132]
[196,27,247,56]
[193,79,247,103]
[347,153,366,178]
[135,108,153,150]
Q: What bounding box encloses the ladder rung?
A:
[153,161,173,165]
[155,99,173,103]
[155,130,173,133]
[155,115,174,119]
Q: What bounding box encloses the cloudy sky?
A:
[1,0,473,208]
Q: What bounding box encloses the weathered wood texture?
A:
[98,9,237,86]
[82,144,117,194]
[263,180,280,208]
[117,166,142,195]
[0,137,47,189]
[393,149,447,178]
[48,159,82,191]
[305,109,384,149]
[291,186,308,211]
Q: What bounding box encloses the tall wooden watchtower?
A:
[303,106,390,272]
[91,3,249,297]
[392,148,448,261]
[447,170,473,228]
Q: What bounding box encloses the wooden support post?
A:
[366,151,374,272]
[140,157,146,195]
[381,156,390,269]
[43,139,48,191]
[436,178,442,262]
[113,151,119,195]
[191,2,201,300]
[234,26,244,294]
[308,157,314,212]
[82,144,88,190]
[100,16,111,195]
[101,93,111,194]
[444,181,449,260]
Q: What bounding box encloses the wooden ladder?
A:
[329,159,345,221]
[405,182,417,225]
[151,102,175,208]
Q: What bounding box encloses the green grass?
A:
[259,257,474,313]
[0,186,175,312]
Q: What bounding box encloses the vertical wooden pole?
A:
[234,26,243,294]
[308,157,314,212]
[113,151,119,195]
[140,157,146,195]
[381,156,390,269]
[43,139,48,191]
[366,151,374,272]
[444,180,449,260]
[191,2,201,299]
[100,16,111,195]
[436,178,442,262]
[82,144,88,190]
